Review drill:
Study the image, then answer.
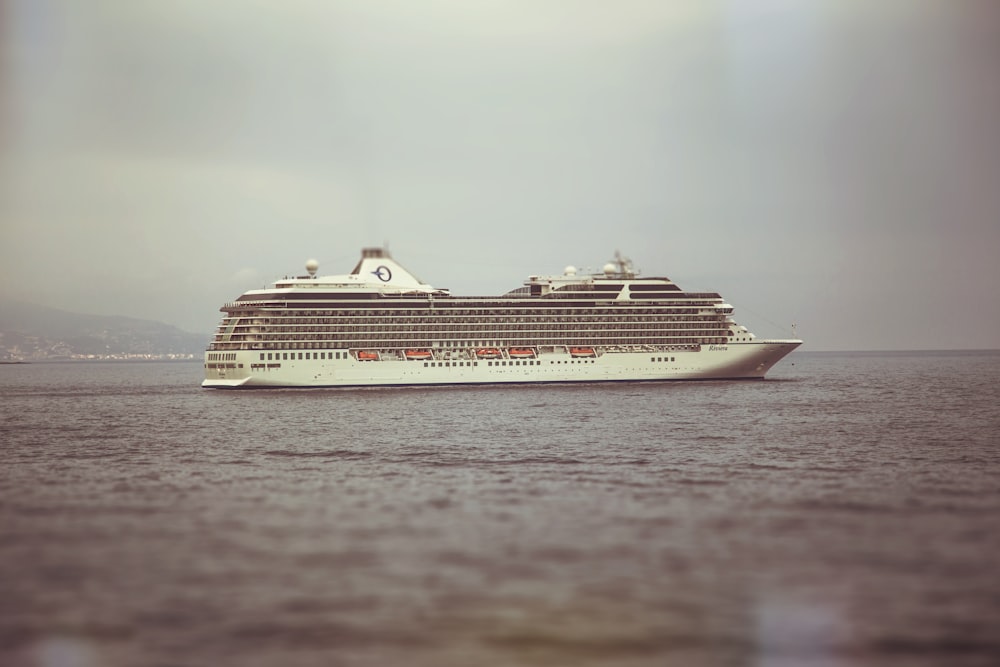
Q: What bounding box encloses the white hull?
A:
[202,341,801,389]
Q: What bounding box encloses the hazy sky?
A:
[2,0,998,350]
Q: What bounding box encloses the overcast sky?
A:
[2,0,998,351]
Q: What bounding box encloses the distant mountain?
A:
[0,300,208,360]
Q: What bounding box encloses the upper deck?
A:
[229,248,721,308]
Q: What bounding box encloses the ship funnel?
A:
[351,248,430,289]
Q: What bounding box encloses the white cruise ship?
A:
[202,248,801,388]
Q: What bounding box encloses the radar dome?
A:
[305,259,319,276]
[603,263,616,276]
[564,265,577,276]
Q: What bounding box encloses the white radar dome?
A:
[603,263,616,276]
[305,259,319,276]
[564,265,577,276]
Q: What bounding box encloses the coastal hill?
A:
[0,300,208,361]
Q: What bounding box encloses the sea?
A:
[1,351,999,667]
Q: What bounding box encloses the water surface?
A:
[2,352,999,666]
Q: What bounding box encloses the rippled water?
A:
[2,352,999,666]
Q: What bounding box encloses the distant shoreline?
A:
[1,358,200,364]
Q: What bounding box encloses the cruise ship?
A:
[202,248,801,388]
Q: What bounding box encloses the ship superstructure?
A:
[203,248,801,388]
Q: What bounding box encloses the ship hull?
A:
[202,341,801,389]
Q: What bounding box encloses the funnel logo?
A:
[372,265,392,282]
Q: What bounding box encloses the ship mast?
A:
[612,250,636,279]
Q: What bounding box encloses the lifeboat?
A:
[569,347,596,358]
[476,348,502,359]
[404,350,432,360]
[357,350,379,361]
[508,347,536,358]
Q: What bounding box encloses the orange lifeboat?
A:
[508,347,536,358]
[357,350,379,361]
[404,350,432,360]
[476,348,502,359]
[569,347,596,358]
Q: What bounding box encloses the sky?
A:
[2,0,998,351]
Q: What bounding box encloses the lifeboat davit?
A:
[404,350,432,360]
[569,347,596,357]
[476,348,502,359]
[357,350,379,361]
[508,347,536,358]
